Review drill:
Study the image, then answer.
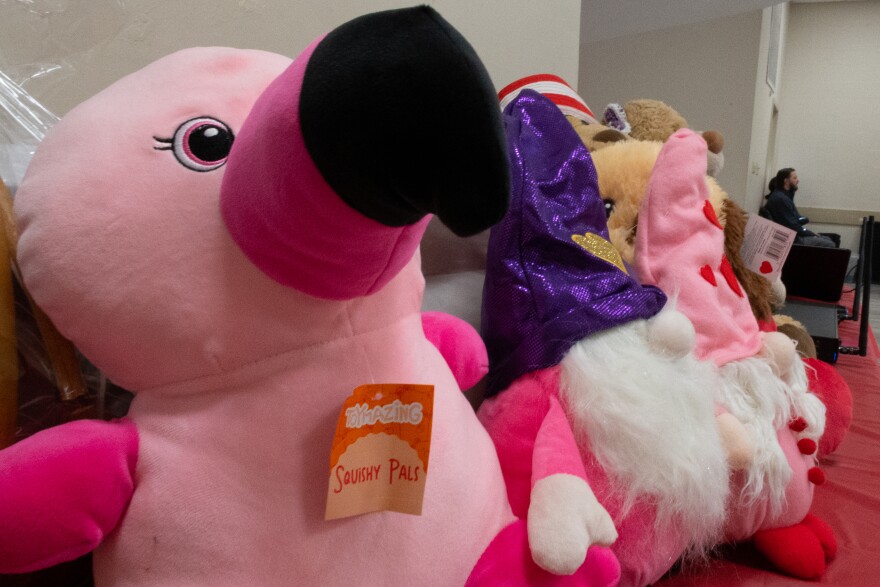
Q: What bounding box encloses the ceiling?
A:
[579,0,843,43]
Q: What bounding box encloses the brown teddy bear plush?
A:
[602,99,725,178]
[608,99,687,142]
[601,99,820,347]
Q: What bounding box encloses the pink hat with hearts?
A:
[634,129,762,366]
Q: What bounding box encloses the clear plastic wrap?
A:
[0,70,58,194]
[0,3,135,443]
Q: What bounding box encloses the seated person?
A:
[760,167,837,248]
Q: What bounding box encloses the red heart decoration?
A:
[700,264,717,286]
[760,261,773,274]
[719,256,744,297]
[703,200,724,230]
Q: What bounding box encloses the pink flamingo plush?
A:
[0,7,619,586]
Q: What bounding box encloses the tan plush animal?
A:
[0,178,16,448]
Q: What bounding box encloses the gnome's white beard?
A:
[559,317,729,558]
[716,352,826,515]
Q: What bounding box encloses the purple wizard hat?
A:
[482,89,667,396]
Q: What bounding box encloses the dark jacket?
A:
[764,189,813,237]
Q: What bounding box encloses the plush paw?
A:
[716,412,753,470]
[0,419,138,573]
[421,311,488,391]
[760,331,797,378]
[769,276,787,310]
[528,474,617,575]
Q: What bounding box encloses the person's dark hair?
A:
[774,167,795,190]
[765,167,795,198]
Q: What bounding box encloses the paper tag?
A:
[325,383,434,520]
[740,214,796,282]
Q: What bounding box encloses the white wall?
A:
[775,0,880,252]
[0,0,581,116]
[744,4,789,215]
[579,9,765,204]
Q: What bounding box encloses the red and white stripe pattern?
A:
[498,74,598,124]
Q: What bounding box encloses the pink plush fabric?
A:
[220,36,430,300]
[531,396,588,486]
[466,520,621,586]
[13,46,517,585]
[478,369,552,517]
[724,427,817,542]
[0,419,137,573]
[634,129,762,366]
[421,311,489,391]
[479,367,692,587]
[90,293,515,586]
[15,48,295,393]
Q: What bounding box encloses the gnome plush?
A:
[634,130,835,580]
[477,90,732,587]
[0,8,622,586]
